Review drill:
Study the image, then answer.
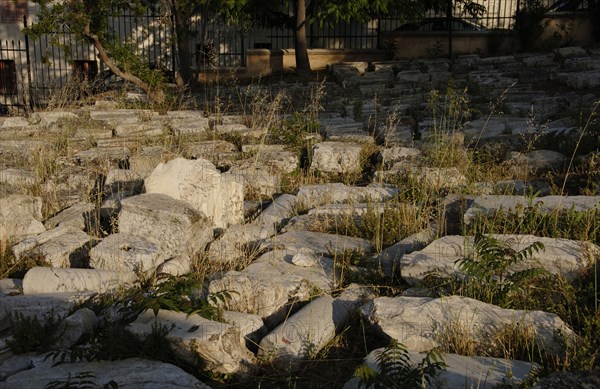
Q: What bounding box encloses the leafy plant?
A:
[137,274,234,321]
[354,341,446,389]
[45,372,118,389]
[454,233,545,305]
[46,321,176,366]
[7,311,63,353]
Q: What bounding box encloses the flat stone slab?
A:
[361,295,574,355]
[2,357,209,389]
[90,233,168,274]
[401,235,599,285]
[464,195,600,223]
[260,230,373,257]
[296,183,397,209]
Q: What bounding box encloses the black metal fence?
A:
[0,37,30,114]
[0,0,593,113]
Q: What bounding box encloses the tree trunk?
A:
[294,0,312,77]
[86,31,165,104]
[172,0,194,90]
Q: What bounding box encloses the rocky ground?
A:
[1,46,599,388]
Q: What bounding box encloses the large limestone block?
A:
[505,150,567,173]
[361,296,574,355]
[259,287,370,368]
[209,250,335,327]
[344,349,536,389]
[0,195,45,245]
[12,225,91,268]
[2,358,208,389]
[310,141,364,175]
[145,157,244,227]
[401,235,599,285]
[22,267,137,294]
[118,193,214,259]
[464,195,600,223]
[90,233,168,274]
[128,309,255,375]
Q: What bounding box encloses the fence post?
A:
[23,15,34,111]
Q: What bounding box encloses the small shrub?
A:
[8,311,63,353]
[354,341,446,389]
[45,372,118,389]
[454,233,545,305]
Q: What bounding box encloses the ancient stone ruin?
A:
[1,47,599,387]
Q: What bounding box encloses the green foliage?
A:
[45,372,118,389]
[270,112,321,150]
[454,233,545,305]
[8,311,63,354]
[46,321,176,366]
[136,274,234,321]
[355,341,446,389]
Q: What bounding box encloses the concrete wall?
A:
[245,49,388,77]
[240,13,594,77]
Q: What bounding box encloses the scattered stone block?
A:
[258,287,370,368]
[90,233,169,274]
[128,309,255,375]
[401,235,599,285]
[464,195,600,223]
[361,295,574,355]
[296,183,397,209]
[345,350,536,389]
[13,225,91,268]
[253,194,297,227]
[0,195,45,245]
[241,144,299,174]
[0,292,83,332]
[118,193,214,259]
[261,230,373,257]
[209,250,335,327]
[44,202,96,231]
[32,111,78,127]
[22,267,137,294]
[222,310,267,351]
[56,308,99,349]
[145,157,244,227]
